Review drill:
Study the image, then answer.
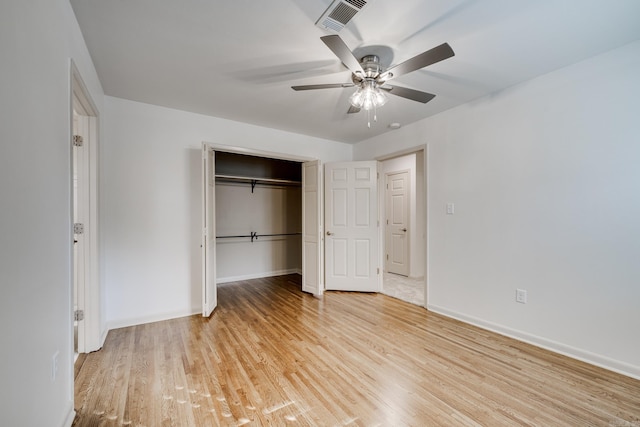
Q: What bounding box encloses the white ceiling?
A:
[70,0,640,144]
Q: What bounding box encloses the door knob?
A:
[401,228,407,232]
[326,231,333,236]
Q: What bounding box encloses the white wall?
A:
[103,96,352,329]
[0,1,104,426]
[354,40,640,378]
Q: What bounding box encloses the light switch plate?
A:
[446,203,455,214]
[516,289,527,304]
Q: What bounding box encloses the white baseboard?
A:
[427,304,640,380]
[61,405,75,427]
[217,268,301,284]
[100,327,108,348]
[106,308,200,331]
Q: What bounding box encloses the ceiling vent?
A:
[315,0,369,33]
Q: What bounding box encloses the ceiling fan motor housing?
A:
[352,54,383,84]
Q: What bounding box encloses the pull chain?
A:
[366,104,380,128]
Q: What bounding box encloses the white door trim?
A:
[200,142,323,305]
[203,142,316,163]
[70,60,102,352]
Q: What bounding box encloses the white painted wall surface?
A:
[354,41,640,378]
[0,1,104,426]
[102,97,352,329]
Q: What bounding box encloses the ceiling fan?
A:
[292,35,454,126]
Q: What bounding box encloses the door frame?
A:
[376,145,428,307]
[70,60,102,352]
[201,142,321,306]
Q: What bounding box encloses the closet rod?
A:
[216,232,301,243]
[215,174,300,193]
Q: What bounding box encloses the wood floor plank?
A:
[73,274,640,426]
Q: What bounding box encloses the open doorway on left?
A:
[71,61,101,362]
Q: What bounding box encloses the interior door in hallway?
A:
[324,161,379,292]
[385,170,409,276]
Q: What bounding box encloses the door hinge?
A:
[74,223,84,234]
[73,135,83,147]
[377,268,380,274]
[386,254,389,260]
[74,310,84,322]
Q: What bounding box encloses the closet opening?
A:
[202,144,323,316]
[215,152,303,285]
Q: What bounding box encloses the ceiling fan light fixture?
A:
[349,80,388,111]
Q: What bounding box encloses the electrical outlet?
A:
[516,289,527,304]
[51,351,59,381]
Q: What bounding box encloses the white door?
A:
[385,171,410,276]
[202,143,217,316]
[72,109,86,354]
[71,63,101,353]
[302,160,323,296]
[324,161,379,292]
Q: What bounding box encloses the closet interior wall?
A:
[215,152,302,282]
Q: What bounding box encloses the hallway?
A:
[382,272,425,306]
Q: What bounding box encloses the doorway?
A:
[201,144,322,317]
[379,149,426,306]
[70,61,101,355]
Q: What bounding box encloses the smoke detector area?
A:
[315,0,370,33]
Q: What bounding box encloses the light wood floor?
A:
[74,274,640,426]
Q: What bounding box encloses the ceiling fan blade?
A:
[382,85,436,103]
[347,105,361,114]
[381,43,454,81]
[321,35,364,75]
[292,83,354,91]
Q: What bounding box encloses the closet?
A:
[214,152,302,283]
